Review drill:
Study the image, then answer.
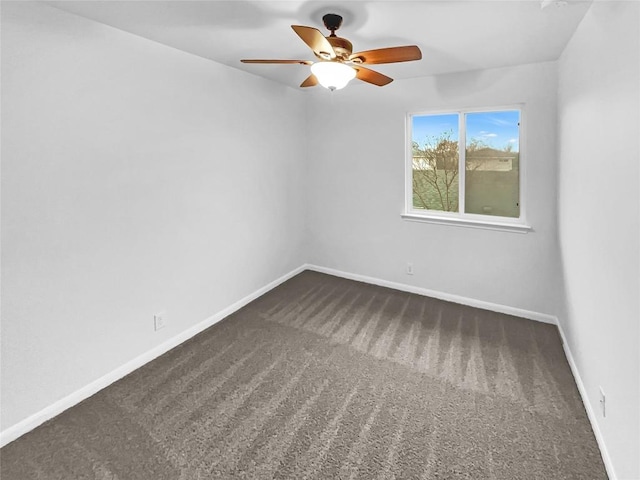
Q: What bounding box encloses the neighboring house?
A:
[413,147,518,172]
[467,147,518,172]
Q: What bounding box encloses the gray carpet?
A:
[1,271,606,479]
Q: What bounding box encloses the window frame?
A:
[402,105,531,233]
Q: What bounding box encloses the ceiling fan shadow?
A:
[295,2,369,34]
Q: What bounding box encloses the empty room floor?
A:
[0,271,606,479]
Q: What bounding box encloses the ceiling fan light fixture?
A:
[310,61,356,91]
[242,14,422,89]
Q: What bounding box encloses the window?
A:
[404,107,530,232]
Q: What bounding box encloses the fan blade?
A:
[354,66,393,86]
[291,25,336,59]
[349,45,422,65]
[300,74,318,88]
[241,59,313,65]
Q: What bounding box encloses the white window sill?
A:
[401,213,532,233]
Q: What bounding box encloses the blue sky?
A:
[412,110,520,151]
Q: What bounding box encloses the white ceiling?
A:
[45,0,592,89]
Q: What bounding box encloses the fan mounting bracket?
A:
[322,13,343,36]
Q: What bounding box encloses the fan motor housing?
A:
[327,36,353,60]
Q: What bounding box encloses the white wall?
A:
[3,3,638,476]
[306,62,561,317]
[1,2,306,431]
[557,2,640,479]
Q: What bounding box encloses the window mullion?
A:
[458,112,466,215]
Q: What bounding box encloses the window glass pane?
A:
[465,110,520,218]
[411,114,459,212]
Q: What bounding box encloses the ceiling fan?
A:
[241,13,422,91]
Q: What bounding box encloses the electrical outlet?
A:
[599,387,606,417]
[154,312,166,331]
[406,263,414,275]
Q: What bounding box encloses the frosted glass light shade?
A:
[310,62,356,91]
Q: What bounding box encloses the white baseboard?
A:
[304,264,558,325]
[556,322,617,480]
[0,265,306,448]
